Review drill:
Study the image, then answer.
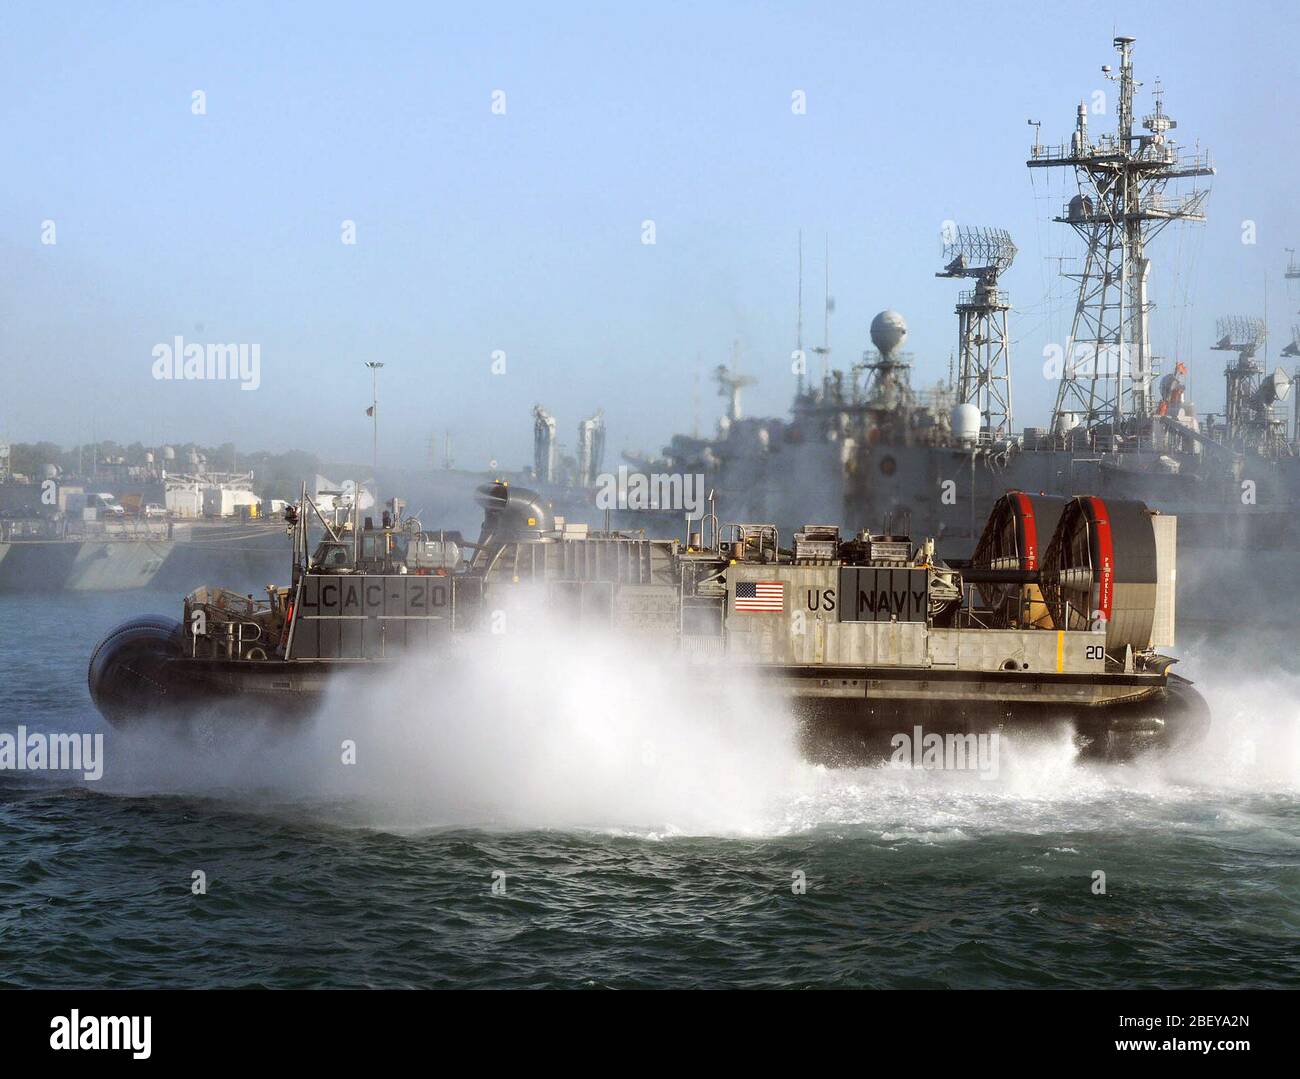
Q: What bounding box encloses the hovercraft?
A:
[89,484,1209,761]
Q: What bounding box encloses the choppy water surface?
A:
[1,591,1296,988]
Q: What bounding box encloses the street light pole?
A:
[365,361,384,504]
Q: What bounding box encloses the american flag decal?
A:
[734,580,784,612]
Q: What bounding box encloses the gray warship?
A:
[87,480,1207,760]
[633,36,1300,629]
[0,447,290,593]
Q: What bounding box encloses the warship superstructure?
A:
[88,481,1208,761]
[636,36,1300,627]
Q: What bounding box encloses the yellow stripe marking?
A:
[1056,631,1064,673]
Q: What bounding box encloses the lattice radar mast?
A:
[1028,36,1214,437]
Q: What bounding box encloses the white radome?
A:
[870,310,908,356]
[950,403,981,444]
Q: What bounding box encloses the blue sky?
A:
[1,0,1297,470]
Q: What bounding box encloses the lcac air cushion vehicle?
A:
[88,482,1208,761]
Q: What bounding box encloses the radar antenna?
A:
[936,226,1017,440]
[1212,316,1288,453]
[1284,326,1300,362]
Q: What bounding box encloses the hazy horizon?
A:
[2,0,1298,472]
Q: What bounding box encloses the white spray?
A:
[97,613,1298,840]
